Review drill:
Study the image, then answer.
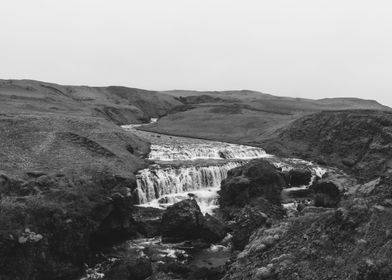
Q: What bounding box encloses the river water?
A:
[81,121,328,279]
[122,123,326,214]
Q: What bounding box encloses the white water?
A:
[122,121,328,214]
[148,143,269,161]
[136,162,241,213]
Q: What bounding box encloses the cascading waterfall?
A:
[148,143,269,161]
[136,162,241,212]
[123,122,328,213]
[131,132,270,212]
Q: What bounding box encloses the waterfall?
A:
[136,162,241,206]
[148,143,269,161]
[122,123,328,214]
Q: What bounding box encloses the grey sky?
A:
[1,0,392,106]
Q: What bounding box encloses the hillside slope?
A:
[0,79,183,279]
[142,90,390,144]
[263,110,392,180]
[0,79,182,125]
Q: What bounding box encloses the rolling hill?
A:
[140,89,391,145]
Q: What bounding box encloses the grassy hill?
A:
[140,89,391,145]
[0,80,183,279]
[0,79,182,124]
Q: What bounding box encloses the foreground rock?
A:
[310,180,341,207]
[219,160,286,250]
[285,168,312,187]
[220,159,287,208]
[161,199,227,243]
[223,190,392,280]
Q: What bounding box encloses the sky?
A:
[1,0,392,106]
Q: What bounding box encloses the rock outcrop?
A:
[219,159,287,208]
[0,171,145,280]
[160,199,227,243]
[218,160,286,250]
[0,113,154,279]
[286,168,312,187]
[264,110,392,181]
[310,181,341,208]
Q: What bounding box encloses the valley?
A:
[0,79,391,280]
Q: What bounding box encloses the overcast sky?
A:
[1,0,392,106]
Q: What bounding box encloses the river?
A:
[81,120,328,279]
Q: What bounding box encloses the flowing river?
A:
[81,120,329,279]
[122,122,327,214]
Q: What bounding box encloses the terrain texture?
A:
[142,89,390,144]
[0,80,181,279]
[0,79,391,280]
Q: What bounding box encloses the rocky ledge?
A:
[220,110,392,280]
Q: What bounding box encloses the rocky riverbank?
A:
[1,80,391,280]
[219,111,392,280]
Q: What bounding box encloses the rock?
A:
[255,265,274,279]
[89,192,138,249]
[132,207,164,238]
[104,256,152,280]
[26,171,47,178]
[200,213,227,243]
[220,159,286,207]
[262,110,392,181]
[231,205,269,250]
[310,181,341,207]
[161,199,227,243]
[287,169,312,187]
[161,199,204,243]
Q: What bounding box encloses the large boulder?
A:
[200,213,227,243]
[219,159,287,207]
[287,169,312,187]
[160,199,227,243]
[161,199,204,243]
[310,181,341,207]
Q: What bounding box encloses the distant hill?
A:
[163,89,389,111]
[0,79,182,125]
[1,79,390,147]
[140,89,390,144]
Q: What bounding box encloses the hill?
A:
[141,89,390,144]
[0,79,182,124]
[263,110,392,180]
[0,79,183,279]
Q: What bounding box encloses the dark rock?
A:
[0,174,11,194]
[231,204,269,250]
[287,169,312,187]
[161,199,204,243]
[296,203,307,212]
[26,171,47,178]
[132,206,164,238]
[161,199,227,243]
[310,181,341,208]
[104,256,152,280]
[125,144,134,154]
[219,159,287,208]
[89,192,138,250]
[200,214,227,243]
